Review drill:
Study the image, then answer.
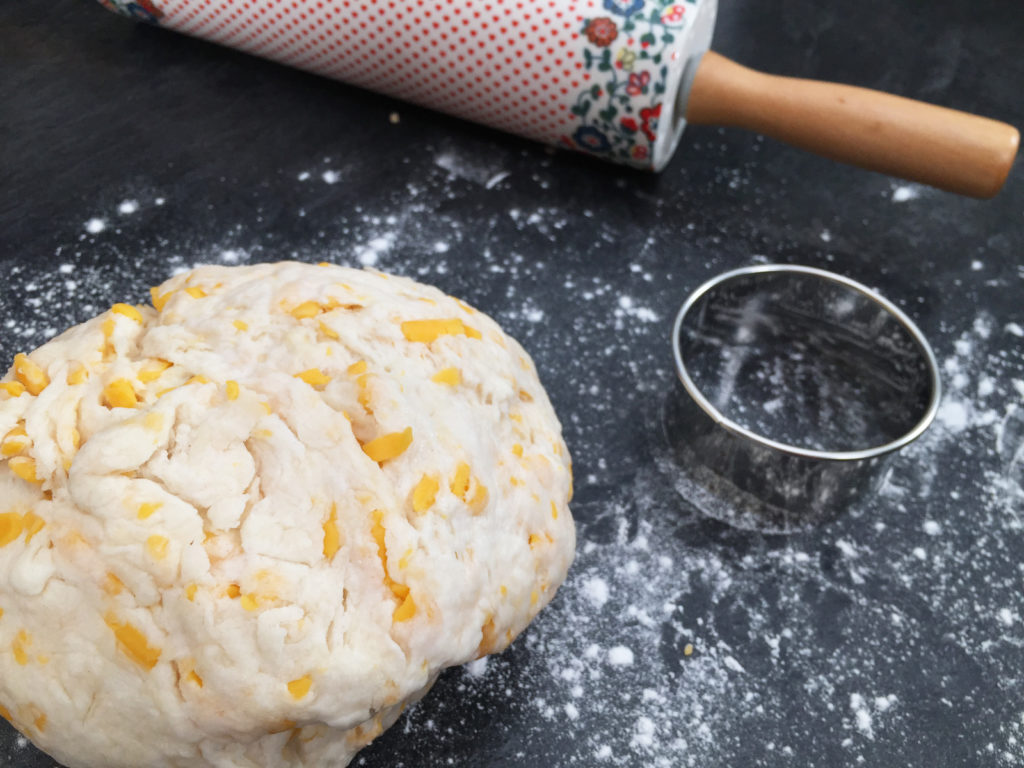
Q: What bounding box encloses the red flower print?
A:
[639,105,661,122]
[640,103,662,142]
[661,4,686,24]
[137,0,164,18]
[565,2,688,167]
[626,71,651,96]
[585,17,619,47]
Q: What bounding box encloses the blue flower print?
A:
[603,0,645,17]
[573,126,613,153]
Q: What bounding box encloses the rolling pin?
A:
[96,0,1019,197]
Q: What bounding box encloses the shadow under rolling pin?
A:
[97,0,1019,197]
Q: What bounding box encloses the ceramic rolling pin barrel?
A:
[98,0,1019,197]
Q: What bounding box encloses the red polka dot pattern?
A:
[98,0,711,168]
[156,0,604,146]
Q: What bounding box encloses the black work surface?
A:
[2,1,1023,766]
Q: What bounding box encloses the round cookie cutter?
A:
[667,264,941,532]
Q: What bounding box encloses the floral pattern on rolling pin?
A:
[96,0,164,24]
[92,0,709,171]
[566,0,696,168]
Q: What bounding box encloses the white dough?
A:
[0,262,574,767]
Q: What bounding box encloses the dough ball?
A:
[0,262,574,767]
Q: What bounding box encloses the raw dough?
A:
[0,261,574,767]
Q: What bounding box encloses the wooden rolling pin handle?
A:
[686,51,1020,199]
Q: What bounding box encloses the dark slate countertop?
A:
[2,1,1023,766]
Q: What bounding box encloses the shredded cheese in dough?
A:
[0,262,574,768]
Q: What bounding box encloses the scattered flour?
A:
[722,656,746,674]
[354,235,394,267]
[890,184,922,203]
[607,646,635,667]
[874,695,897,713]
[434,147,509,188]
[936,400,970,431]
[849,694,874,738]
[614,295,659,325]
[581,577,610,610]
[3,156,1022,768]
[631,717,656,748]
[485,171,511,189]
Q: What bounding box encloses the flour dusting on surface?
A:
[2,154,1023,768]
[890,184,923,203]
